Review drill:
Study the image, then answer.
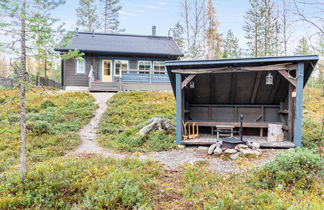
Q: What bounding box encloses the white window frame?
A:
[75,57,86,74]
[153,61,166,75]
[138,60,152,74]
[114,60,128,76]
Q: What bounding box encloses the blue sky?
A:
[53,0,248,46]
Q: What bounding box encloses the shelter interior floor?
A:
[181,134,295,148]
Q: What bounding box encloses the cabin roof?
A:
[166,55,319,95]
[54,32,184,58]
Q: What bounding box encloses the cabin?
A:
[166,55,319,148]
[54,28,183,91]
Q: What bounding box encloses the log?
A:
[139,117,175,135]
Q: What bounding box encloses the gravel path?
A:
[68,92,282,174]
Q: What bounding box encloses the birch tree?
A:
[76,0,99,32]
[205,0,221,58]
[100,0,124,32]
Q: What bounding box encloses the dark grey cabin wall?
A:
[63,55,101,87]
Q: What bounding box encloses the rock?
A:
[197,146,209,150]
[247,141,260,150]
[224,148,237,154]
[213,147,223,155]
[234,144,248,150]
[239,148,261,156]
[215,140,223,146]
[230,152,240,160]
[178,145,185,149]
[208,144,218,155]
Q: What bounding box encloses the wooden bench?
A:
[186,121,284,137]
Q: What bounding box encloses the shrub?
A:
[254,148,323,190]
[40,99,56,109]
[0,157,160,209]
[302,118,323,150]
[28,120,52,135]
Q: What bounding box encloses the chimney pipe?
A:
[152,25,156,36]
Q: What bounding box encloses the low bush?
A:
[0,89,96,173]
[254,148,323,190]
[180,164,323,209]
[0,157,160,209]
[98,91,176,152]
[302,118,323,150]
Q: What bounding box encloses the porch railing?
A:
[119,69,169,83]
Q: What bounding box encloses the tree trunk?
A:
[20,0,27,183]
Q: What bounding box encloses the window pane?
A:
[115,60,128,75]
[76,58,85,74]
[153,61,165,74]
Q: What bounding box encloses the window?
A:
[138,60,151,74]
[153,61,166,74]
[76,57,86,74]
[114,60,128,76]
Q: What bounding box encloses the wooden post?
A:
[176,73,182,144]
[288,84,293,142]
[294,62,304,147]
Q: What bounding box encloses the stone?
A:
[247,141,260,150]
[213,147,223,155]
[234,144,248,150]
[215,140,223,146]
[197,146,209,150]
[239,148,261,156]
[178,145,185,149]
[224,148,237,154]
[208,144,218,155]
[230,152,240,160]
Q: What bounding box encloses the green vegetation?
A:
[0,89,96,172]
[0,157,161,209]
[98,91,176,152]
[180,150,323,209]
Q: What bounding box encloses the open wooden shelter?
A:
[166,55,319,148]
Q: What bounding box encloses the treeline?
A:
[173,0,323,60]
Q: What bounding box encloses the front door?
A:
[101,59,113,82]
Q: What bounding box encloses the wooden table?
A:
[215,125,235,138]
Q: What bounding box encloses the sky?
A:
[0,0,322,55]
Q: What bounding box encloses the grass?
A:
[98,91,176,152]
[0,89,96,173]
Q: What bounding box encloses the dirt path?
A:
[68,92,282,174]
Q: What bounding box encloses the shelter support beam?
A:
[278,70,297,87]
[176,73,182,144]
[181,74,195,89]
[294,62,304,147]
[251,72,261,104]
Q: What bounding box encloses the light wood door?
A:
[101,60,113,82]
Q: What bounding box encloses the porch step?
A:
[89,82,120,92]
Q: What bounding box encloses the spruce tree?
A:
[172,22,185,51]
[100,0,124,32]
[243,0,263,57]
[223,30,242,58]
[76,0,99,32]
[294,37,312,55]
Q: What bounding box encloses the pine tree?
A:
[29,0,66,82]
[172,22,185,50]
[294,37,312,55]
[243,0,263,57]
[100,0,124,32]
[223,30,242,58]
[76,0,99,32]
[205,0,221,58]
[261,0,277,56]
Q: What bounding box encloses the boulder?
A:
[178,145,185,149]
[247,141,260,150]
[230,152,240,160]
[208,144,218,155]
[239,148,261,156]
[197,146,209,150]
[224,148,237,154]
[234,144,248,150]
[213,147,223,155]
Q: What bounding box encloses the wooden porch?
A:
[181,134,296,148]
[89,81,172,92]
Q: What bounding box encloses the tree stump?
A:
[138,117,175,135]
[267,124,284,142]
